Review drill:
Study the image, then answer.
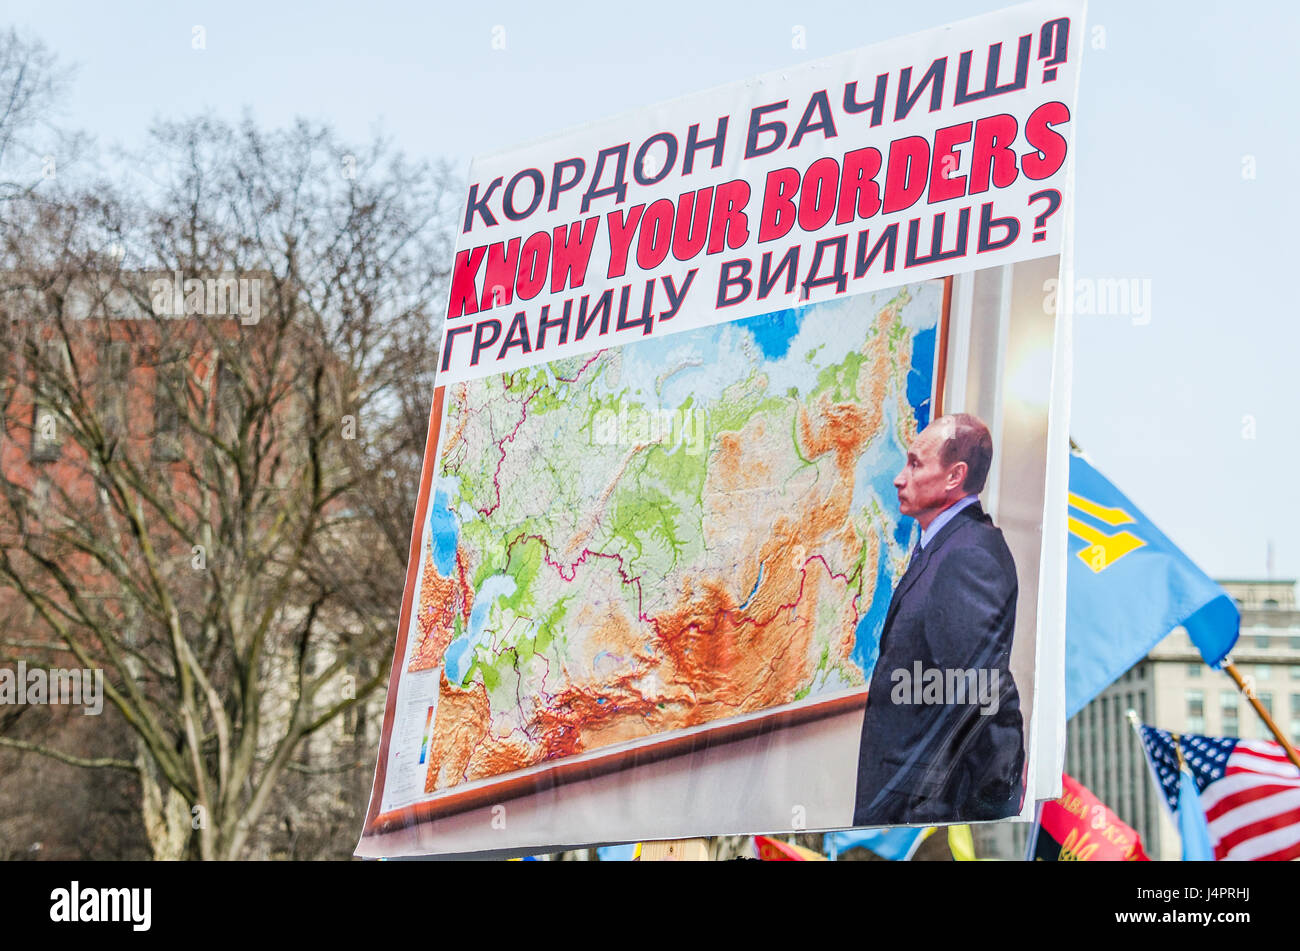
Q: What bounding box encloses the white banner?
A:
[360,0,1083,857]
[436,0,1083,385]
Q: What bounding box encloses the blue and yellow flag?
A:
[1065,452,1238,716]
[823,826,933,861]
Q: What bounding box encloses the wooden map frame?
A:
[363,276,952,836]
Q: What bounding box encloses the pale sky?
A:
[8,0,1298,581]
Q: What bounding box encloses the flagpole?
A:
[1221,658,1300,773]
[1126,708,1156,775]
[1023,800,1043,862]
[1126,708,1155,772]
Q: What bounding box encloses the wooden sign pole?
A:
[638,838,711,861]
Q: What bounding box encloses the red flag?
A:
[754,835,828,861]
[1034,773,1150,861]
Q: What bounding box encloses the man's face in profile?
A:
[894,422,963,522]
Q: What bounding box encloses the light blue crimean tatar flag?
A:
[823,827,930,861]
[1176,768,1216,861]
[1065,451,1239,716]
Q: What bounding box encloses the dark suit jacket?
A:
[852,500,1025,826]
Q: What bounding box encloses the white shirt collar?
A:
[920,493,979,549]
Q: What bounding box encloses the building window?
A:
[1255,633,1271,649]
[31,342,69,461]
[1291,665,1300,681]
[31,400,62,461]
[1187,689,1205,734]
[30,475,52,515]
[100,340,130,443]
[1258,665,1272,681]
[153,361,184,462]
[0,348,9,440]
[216,362,241,443]
[1256,692,1274,738]
[1264,599,1280,609]
[1292,637,1300,652]
[1221,693,1239,737]
[1101,699,1111,802]
[1125,691,1137,820]
[1187,664,1202,678]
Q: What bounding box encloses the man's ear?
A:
[947,461,968,491]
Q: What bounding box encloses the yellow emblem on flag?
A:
[1067,491,1146,573]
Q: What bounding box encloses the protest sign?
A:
[360,0,1083,857]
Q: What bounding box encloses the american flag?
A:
[1137,724,1300,861]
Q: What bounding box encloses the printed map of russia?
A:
[409,283,939,793]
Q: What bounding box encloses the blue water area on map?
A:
[894,512,915,550]
[443,638,473,685]
[897,324,936,546]
[444,575,516,684]
[853,552,893,679]
[738,564,765,611]
[856,397,913,553]
[429,489,460,576]
[739,307,804,360]
[868,412,903,511]
[906,326,935,431]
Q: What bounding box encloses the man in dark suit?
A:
[852,413,1024,826]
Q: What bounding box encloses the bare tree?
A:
[0,27,86,204]
[0,110,455,859]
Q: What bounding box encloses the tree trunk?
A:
[136,740,193,861]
